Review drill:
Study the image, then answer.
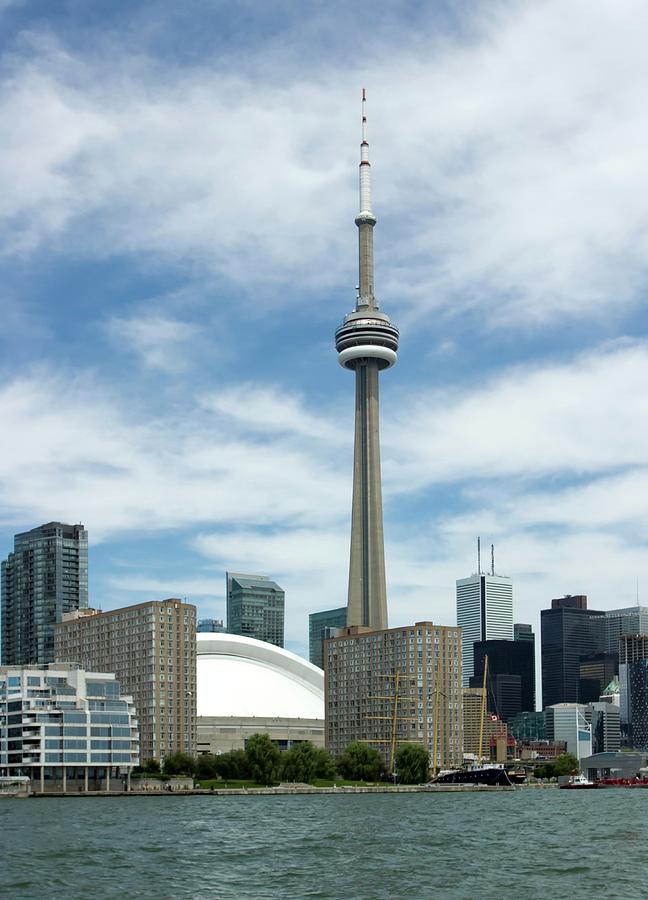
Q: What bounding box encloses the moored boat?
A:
[559,773,599,790]
[430,765,513,787]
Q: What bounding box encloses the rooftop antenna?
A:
[477,536,481,575]
[637,577,640,608]
[491,544,495,576]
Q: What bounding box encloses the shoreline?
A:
[27,783,558,797]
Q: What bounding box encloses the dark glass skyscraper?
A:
[540,595,605,709]
[309,607,347,669]
[471,638,535,719]
[1,522,88,665]
[226,572,285,647]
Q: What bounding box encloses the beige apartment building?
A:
[462,687,508,763]
[54,600,196,763]
[325,622,463,772]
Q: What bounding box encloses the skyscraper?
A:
[335,91,399,631]
[197,618,226,633]
[619,634,648,747]
[540,595,606,709]
[226,572,285,647]
[456,568,513,686]
[309,607,347,669]
[604,606,648,654]
[1,522,88,665]
[471,637,535,719]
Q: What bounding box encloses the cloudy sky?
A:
[1,0,647,674]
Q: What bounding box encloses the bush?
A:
[337,742,385,782]
[395,744,430,784]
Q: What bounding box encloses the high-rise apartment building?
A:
[456,573,513,686]
[0,663,138,792]
[325,622,463,772]
[54,599,196,763]
[226,573,285,647]
[1,522,88,665]
[334,92,399,631]
[309,607,347,669]
[541,596,606,708]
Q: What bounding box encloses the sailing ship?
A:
[429,655,515,787]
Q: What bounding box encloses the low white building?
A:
[0,664,139,792]
[545,703,591,761]
[196,633,324,753]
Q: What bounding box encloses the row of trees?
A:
[137,737,432,785]
[533,753,579,780]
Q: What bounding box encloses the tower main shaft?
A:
[335,91,399,630]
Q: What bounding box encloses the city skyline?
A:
[2,2,648,661]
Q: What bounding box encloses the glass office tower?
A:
[1,522,88,665]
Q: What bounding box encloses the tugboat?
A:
[559,773,599,790]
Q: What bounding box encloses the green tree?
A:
[195,753,220,780]
[280,743,314,783]
[337,742,385,782]
[246,734,280,785]
[395,743,430,784]
[133,758,160,775]
[162,752,196,776]
[214,749,251,780]
[312,746,335,780]
[533,752,579,780]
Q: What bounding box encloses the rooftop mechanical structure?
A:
[335,91,399,631]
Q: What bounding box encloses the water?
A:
[1,791,646,899]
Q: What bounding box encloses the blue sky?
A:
[2,0,648,664]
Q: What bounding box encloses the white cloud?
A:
[0,371,349,539]
[201,384,346,444]
[0,2,647,325]
[108,314,199,372]
[383,340,648,490]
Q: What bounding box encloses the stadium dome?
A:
[196,633,324,720]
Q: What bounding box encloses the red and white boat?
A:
[559,773,599,790]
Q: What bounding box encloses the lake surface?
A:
[1,790,646,899]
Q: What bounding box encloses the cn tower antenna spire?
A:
[359,88,373,222]
[356,88,377,309]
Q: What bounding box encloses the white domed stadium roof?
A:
[196,633,324,720]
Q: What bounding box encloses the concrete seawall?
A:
[26,782,560,797]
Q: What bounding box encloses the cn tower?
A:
[335,91,399,630]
